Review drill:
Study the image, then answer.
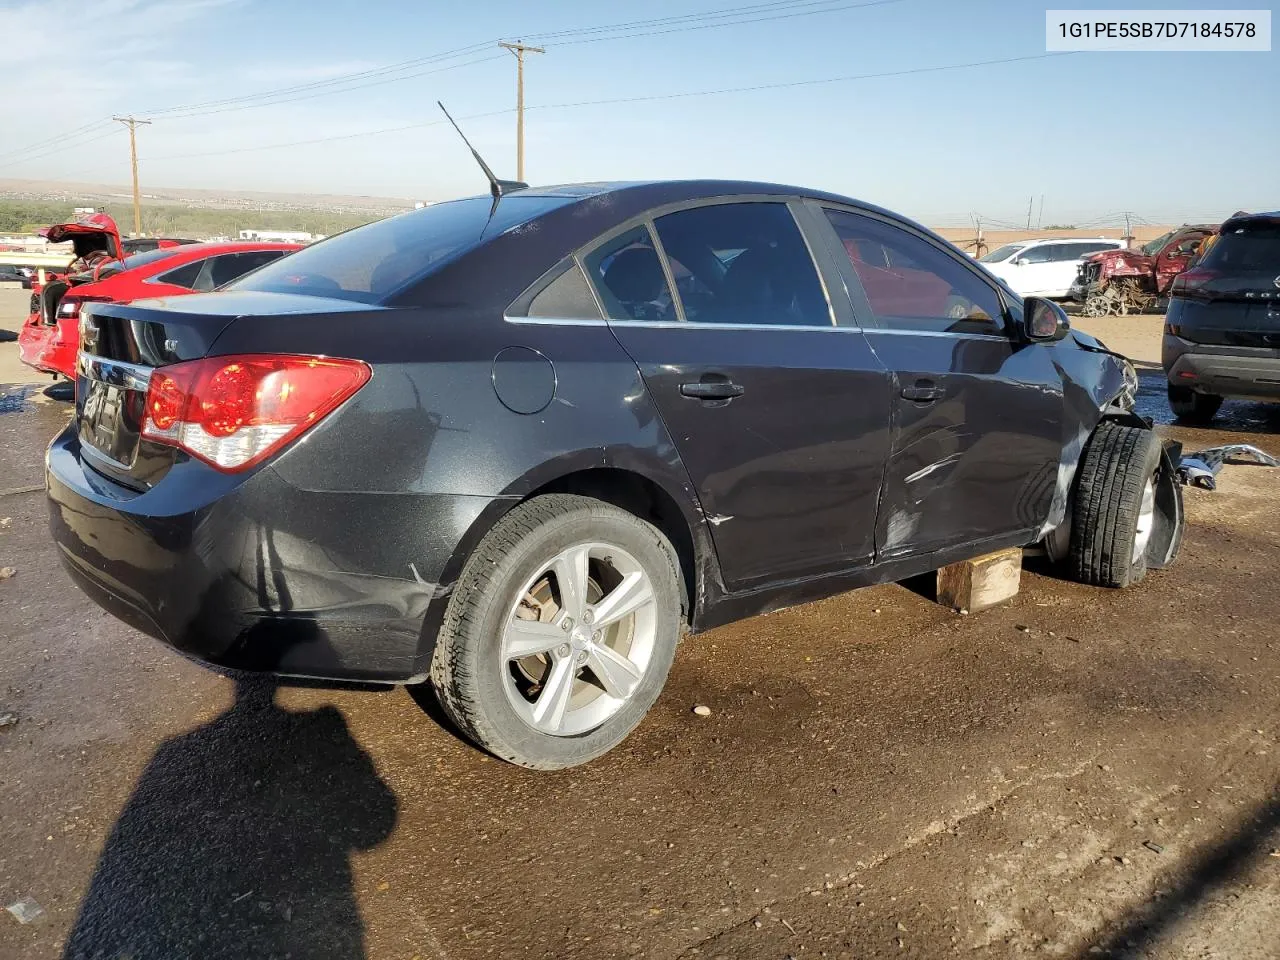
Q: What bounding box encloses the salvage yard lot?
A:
[2,288,1279,958]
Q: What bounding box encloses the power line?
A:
[524,0,860,39]
[0,128,123,172]
[149,54,505,120]
[521,50,1076,112]
[141,43,496,118]
[2,0,898,165]
[536,0,902,46]
[127,50,1075,166]
[0,118,115,164]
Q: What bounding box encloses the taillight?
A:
[140,354,371,472]
[1171,268,1218,299]
[55,295,109,323]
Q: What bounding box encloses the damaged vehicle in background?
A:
[978,237,1123,298]
[18,240,302,380]
[1163,211,1280,422]
[47,179,1184,770]
[1070,224,1217,317]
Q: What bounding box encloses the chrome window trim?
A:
[503,316,863,333]
[77,353,153,391]
[861,328,1011,342]
[505,316,609,327]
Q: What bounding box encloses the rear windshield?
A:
[979,244,1025,263]
[72,245,183,280]
[1200,226,1280,271]
[229,195,573,303]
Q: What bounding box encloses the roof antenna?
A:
[437,101,528,214]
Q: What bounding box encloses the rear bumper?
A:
[17,322,57,374]
[1163,334,1280,401]
[46,425,500,682]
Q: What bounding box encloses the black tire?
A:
[1167,384,1222,424]
[430,494,682,769]
[1067,422,1163,588]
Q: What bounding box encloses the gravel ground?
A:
[2,293,1278,960]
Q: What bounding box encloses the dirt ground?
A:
[2,292,1279,960]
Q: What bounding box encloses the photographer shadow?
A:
[64,675,397,960]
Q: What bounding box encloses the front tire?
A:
[430,494,682,769]
[1168,384,1222,424]
[1067,422,1164,588]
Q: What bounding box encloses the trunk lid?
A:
[75,292,375,489]
[40,212,123,262]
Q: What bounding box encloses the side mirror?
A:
[1021,296,1070,342]
[1013,257,1029,266]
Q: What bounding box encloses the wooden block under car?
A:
[936,547,1022,614]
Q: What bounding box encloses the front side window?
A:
[651,202,831,327]
[1017,244,1058,264]
[584,225,676,322]
[979,243,1025,264]
[1170,233,1206,256]
[1141,230,1176,256]
[826,209,1005,335]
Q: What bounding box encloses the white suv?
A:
[978,238,1124,299]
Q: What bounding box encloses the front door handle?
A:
[680,380,745,400]
[900,380,944,402]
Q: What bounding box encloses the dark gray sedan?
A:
[47,180,1183,768]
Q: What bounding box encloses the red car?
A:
[19,240,301,379]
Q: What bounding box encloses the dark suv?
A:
[1164,211,1280,422]
[47,180,1184,768]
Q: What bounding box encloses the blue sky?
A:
[1,0,1276,225]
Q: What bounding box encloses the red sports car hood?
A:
[39,212,123,259]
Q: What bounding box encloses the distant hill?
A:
[0,178,415,214]
[0,199,386,239]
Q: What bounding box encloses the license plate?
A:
[80,381,139,467]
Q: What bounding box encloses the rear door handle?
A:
[680,380,745,400]
[900,381,944,402]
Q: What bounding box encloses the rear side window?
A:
[1200,226,1280,270]
[157,259,203,289]
[525,261,602,319]
[826,209,1005,335]
[1072,242,1118,257]
[584,225,676,322]
[229,195,572,303]
[651,202,831,327]
[209,250,286,288]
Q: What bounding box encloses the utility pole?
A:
[498,41,544,182]
[113,116,151,236]
[1037,194,1045,229]
[1123,212,1133,248]
[1026,195,1034,231]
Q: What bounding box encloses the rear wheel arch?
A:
[412,464,711,676]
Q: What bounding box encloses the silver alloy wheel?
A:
[1132,476,1156,564]
[500,542,657,737]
